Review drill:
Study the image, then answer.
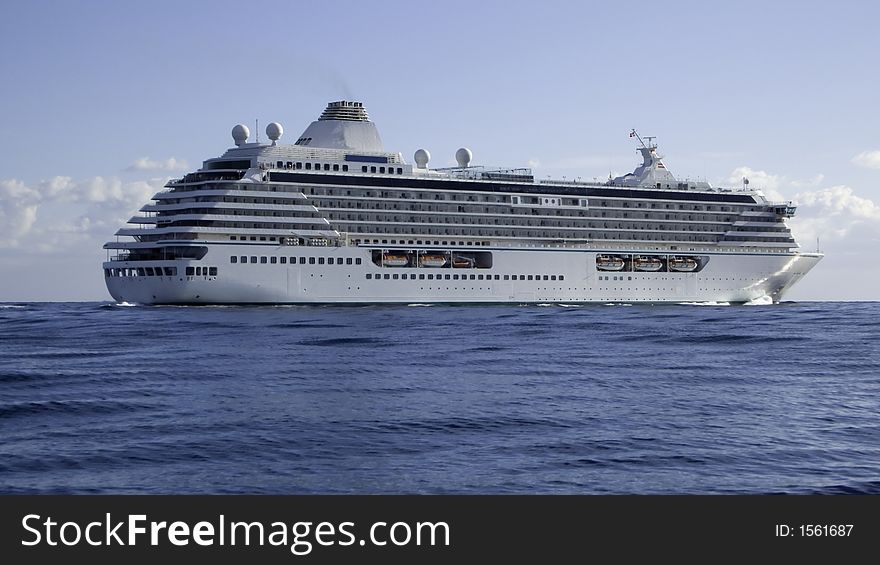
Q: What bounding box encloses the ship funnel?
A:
[295,101,384,152]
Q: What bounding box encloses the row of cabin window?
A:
[106,267,180,277]
[230,256,363,266]
[185,266,218,276]
[275,161,350,172]
[343,224,722,242]
[354,239,490,246]
[230,235,279,241]
[302,187,745,213]
[366,273,565,281]
[361,166,404,175]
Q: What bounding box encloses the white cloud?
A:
[727,166,785,201]
[795,185,880,220]
[851,150,880,170]
[0,175,166,249]
[788,185,880,252]
[125,157,189,172]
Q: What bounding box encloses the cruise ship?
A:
[103,100,821,304]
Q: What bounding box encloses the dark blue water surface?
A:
[1,301,878,494]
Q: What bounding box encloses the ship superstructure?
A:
[103,100,821,304]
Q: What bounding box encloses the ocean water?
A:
[1,301,878,494]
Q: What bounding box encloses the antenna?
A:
[255,119,259,144]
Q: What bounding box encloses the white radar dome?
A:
[266,122,283,144]
[232,124,250,146]
[455,147,472,168]
[414,148,430,169]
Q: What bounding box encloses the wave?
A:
[744,295,774,306]
[406,303,433,307]
[678,301,731,306]
[0,304,26,309]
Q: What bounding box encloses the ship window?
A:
[322,164,329,171]
[186,267,195,276]
[397,168,403,174]
[343,165,349,171]
[296,162,302,169]
[384,274,390,279]
[370,166,377,173]
[346,258,353,265]
[300,257,306,264]
[328,258,334,265]
[333,164,339,171]
[444,274,450,280]
[270,257,277,264]
[543,275,549,280]
[230,236,236,240]
[104,269,110,277]
[362,166,368,172]
[427,274,434,280]
[309,257,316,264]
[286,161,292,168]
[306,163,312,170]
[209,267,217,276]
[280,257,287,264]
[231,256,238,263]
[527,275,533,280]
[318,258,325,265]
[355,258,362,265]
[167,267,177,276]
[470,274,476,280]
[260,257,268,264]
[250,236,257,241]
[550,275,556,280]
[366,273,372,279]
[453,275,459,280]
[478,275,484,280]
[504,275,509,280]
[146,268,155,276]
[419,274,425,280]
[494,275,500,280]
[240,256,247,263]
[559,275,564,280]
[250,256,257,263]
[380,167,386,173]
[314,163,320,170]
[277,161,283,168]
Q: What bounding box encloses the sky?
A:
[0,0,878,301]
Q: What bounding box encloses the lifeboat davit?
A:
[596,255,626,271]
[382,254,409,267]
[419,254,447,267]
[451,255,475,268]
[668,256,698,272]
[633,255,663,272]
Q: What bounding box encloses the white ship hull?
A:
[104,246,821,305]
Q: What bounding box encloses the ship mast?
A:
[629,129,656,149]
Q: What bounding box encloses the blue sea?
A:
[1,301,878,494]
